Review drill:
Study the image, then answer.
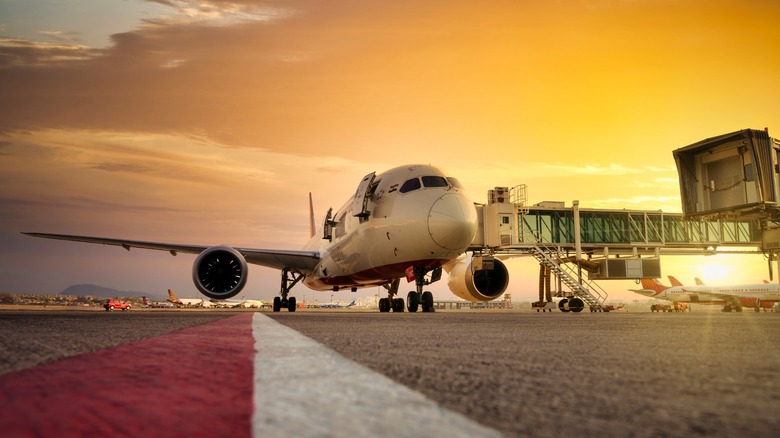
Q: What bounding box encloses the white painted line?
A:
[252,313,502,437]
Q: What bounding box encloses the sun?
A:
[698,262,731,284]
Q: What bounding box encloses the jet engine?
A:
[445,255,509,302]
[192,245,248,300]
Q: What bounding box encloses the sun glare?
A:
[699,262,731,283]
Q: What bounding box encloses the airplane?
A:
[141,296,174,308]
[318,299,356,309]
[24,164,509,313]
[630,278,780,312]
[238,299,264,308]
[167,289,208,307]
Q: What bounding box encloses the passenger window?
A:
[400,178,421,193]
[422,176,448,188]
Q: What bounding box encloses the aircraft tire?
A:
[407,292,419,313]
[288,297,297,312]
[379,298,390,312]
[558,298,570,313]
[393,298,405,312]
[273,297,281,312]
[421,291,434,312]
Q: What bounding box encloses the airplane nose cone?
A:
[428,193,478,251]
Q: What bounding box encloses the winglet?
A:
[309,192,316,239]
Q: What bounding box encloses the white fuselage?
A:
[635,281,780,308]
[301,164,478,291]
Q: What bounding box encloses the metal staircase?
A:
[529,241,608,310]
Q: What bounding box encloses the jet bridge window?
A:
[422,176,448,188]
[400,178,421,193]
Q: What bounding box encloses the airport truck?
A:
[650,303,687,312]
[104,299,131,311]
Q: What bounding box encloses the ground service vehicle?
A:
[104,299,131,311]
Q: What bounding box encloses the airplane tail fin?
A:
[309,193,316,239]
[668,275,683,287]
[640,278,668,295]
[167,289,179,302]
[142,296,148,305]
[695,277,706,285]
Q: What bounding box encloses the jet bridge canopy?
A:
[673,129,780,220]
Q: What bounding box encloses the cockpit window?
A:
[422,176,448,188]
[446,177,463,189]
[399,178,422,193]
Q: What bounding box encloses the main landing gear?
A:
[273,269,303,312]
[378,267,438,313]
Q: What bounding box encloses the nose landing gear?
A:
[378,267,440,313]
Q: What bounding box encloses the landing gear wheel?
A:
[558,298,570,313]
[407,291,419,313]
[288,296,297,312]
[379,298,391,312]
[421,291,434,312]
[273,297,281,312]
[569,297,585,313]
[392,298,405,312]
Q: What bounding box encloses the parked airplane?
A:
[142,296,174,308]
[24,164,508,313]
[238,299,264,308]
[318,299,357,308]
[631,278,780,312]
[167,289,208,307]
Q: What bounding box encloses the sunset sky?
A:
[1,0,779,303]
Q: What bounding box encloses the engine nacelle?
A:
[192,245,248,300]
[446,255,509,302]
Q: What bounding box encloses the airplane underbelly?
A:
[305,222,459,290]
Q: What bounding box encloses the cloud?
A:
[0,38,98,67]
[38,31,82,44]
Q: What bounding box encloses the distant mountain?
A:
[60,284,165,300]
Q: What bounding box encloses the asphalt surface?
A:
[2,308,780,437]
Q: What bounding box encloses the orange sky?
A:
[1,0,779,302]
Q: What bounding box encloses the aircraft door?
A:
[352,172,376,223]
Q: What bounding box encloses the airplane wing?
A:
[22,232,320,273]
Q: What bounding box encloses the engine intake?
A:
[192,245,248,300]
[446,255,509,302]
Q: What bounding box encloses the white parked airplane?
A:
[631,278,780,312]
[167,289,209,307]
[318,299,357,309]
[24,164,509,313]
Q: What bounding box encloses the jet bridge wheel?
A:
[568,297,585,313]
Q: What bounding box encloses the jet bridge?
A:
[471,185,762,311]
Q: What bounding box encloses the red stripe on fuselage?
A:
[0,313,254,437]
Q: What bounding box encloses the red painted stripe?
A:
[0,313,254,437]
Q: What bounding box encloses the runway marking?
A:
[0,313,255,437]
[252,313,501,437]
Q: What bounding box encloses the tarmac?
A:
[1,307,779,437]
